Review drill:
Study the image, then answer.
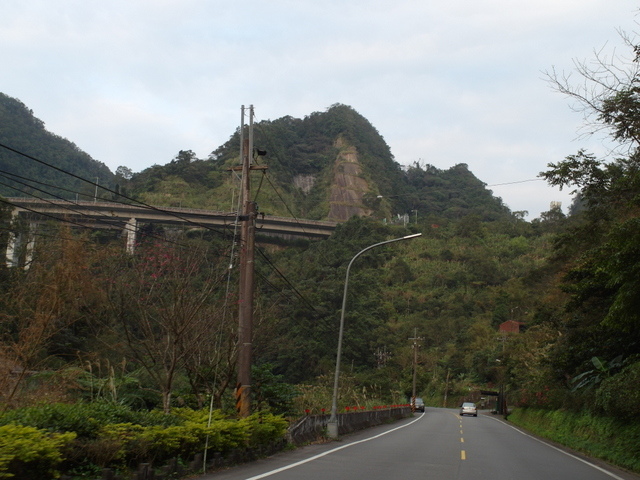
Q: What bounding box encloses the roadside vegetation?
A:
[508,408,640,473]
[0,402,287,479]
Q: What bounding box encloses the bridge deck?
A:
[5,198,337,239]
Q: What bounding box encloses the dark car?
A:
[460,402,477,417]
[413,397,425,412]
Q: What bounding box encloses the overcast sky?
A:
[2,1,638,219]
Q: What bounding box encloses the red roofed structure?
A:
[499,320,524,334]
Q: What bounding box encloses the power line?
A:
[248,118,336,315]
[255,247,320,315]
[0,195,203,255]
[487,179,544,187]
[0,174,217,254]
[0,139,324,321]
[0,147,245,264]
[0,141,235,240]
[0,167,96,201]
[252,121,326,240]
[251,121,338,277]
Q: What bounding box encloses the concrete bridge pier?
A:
[5,222,36,269]
[5,230,20,267]
[124,217,137,254]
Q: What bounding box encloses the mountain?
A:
[0,95,514,225]
[128,104,514,224]
[0,93,114,200]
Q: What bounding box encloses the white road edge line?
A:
[245,413,426,479]
[485,415,626,480]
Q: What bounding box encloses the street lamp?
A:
[327,233,422,438]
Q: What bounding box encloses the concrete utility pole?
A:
[236,105,258,418]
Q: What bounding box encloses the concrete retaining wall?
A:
[287,407,412,445]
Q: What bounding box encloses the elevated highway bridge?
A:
[4,198,337,266]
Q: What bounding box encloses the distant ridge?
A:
[0,97,513,224]
[0,92,114,200]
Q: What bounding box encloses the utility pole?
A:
[236,105,259,418]
[409,329,422,412]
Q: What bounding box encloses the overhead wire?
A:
[253,121,331,242]
[204,110,327,327]
[252,119,337,269]
[0,131,326,321]
[1,131,337,410]
[0,195,208,259]
[248,114,329,317]
[236,115,340,330]
[204,132,246,463]
[0,141,302,287]
[254,248,320,315]
[487,178,544,187]
[0,224,98,250]
[0,175,214,254]
[0,173,131,228]
[0,167,97,201]
[0,142,249,269]
[0,141,236,241]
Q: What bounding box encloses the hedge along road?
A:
[199,407,640,480]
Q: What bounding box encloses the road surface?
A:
[198,407,639,480]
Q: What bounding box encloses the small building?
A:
[499,320,524,334]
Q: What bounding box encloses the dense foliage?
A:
[0,404,287,479]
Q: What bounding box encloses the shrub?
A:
[96,410,287,468]
[64,436,125,471]
[0,424,76,479]
[0,402,179,438]
[0,404,289,477]
[130,424,203,463]
[240,413,289,448]
[596,360,640,420]
[93,423,145,466]
[202,417,247,454]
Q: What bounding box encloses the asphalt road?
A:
[198,407,639,480]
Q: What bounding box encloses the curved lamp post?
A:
[327,233,422,438]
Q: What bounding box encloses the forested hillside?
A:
[126,104,514,224]
[0,97,559,412]
[0,93,114,200]
[1,40,640,474]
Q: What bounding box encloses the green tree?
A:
[541,36,640,389]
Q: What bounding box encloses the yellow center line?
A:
[460,438,464,443]
[461,450,466,460]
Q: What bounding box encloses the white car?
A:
[460,402,477,417]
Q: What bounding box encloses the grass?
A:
[507,407,640,474]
